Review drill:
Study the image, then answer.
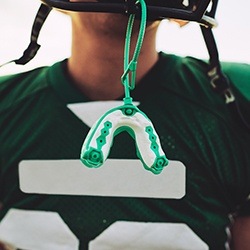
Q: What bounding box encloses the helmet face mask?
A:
[41,0,215,25]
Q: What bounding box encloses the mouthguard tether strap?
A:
[80,0,169,174]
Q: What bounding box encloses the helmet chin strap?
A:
[0,4,52,68]
[200,6,250,130]
[80,0,169,174]
[199,0,235,105]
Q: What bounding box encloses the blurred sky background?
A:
[0,0,249,76]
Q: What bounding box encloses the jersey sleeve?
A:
[222,62,250,101]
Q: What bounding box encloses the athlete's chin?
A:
[72,12,130,36]
[71,11,157,38]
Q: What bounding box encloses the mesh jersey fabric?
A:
[0,52,250,249]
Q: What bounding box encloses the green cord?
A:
[121,0,147,104]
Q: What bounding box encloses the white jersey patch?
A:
[0,209,79,250]
[89,221,208,249]
[19,159,185,199]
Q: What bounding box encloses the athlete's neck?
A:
[67,14,160,100]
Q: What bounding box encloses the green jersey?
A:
[1,53,250,249]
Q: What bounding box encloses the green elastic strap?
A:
[80,0,169,174]
[121,0,147,105]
